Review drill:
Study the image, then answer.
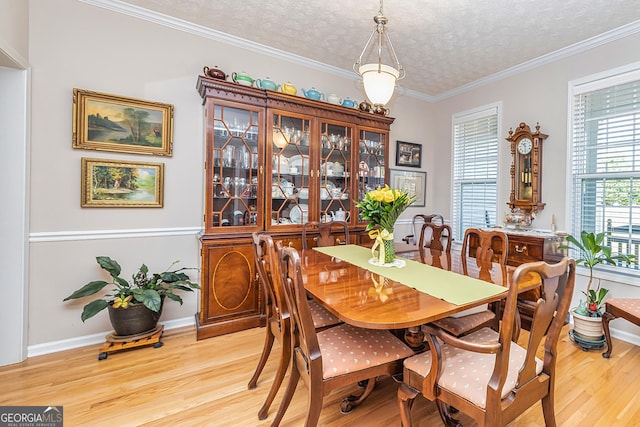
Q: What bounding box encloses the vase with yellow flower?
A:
[357,185,415,265]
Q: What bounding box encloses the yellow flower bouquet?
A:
[357,185,415,264]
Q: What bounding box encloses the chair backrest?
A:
[487,257,576,423]
[302,221,349,249]
[252,232,289,331]
[461,227,507,283]
[277,245,322,381]
[403,214,444,245]
[418,222,452,252]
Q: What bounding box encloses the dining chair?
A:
[270,245,414,427]
[302,220,349,249]
[247,232,341,421]
[427,228,508,337]
[398,257,576,427]
[401,214,444,245]
[417,222,452,263]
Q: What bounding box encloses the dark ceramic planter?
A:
[108,301,163,336]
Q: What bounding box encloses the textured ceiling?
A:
[119,0,640,98]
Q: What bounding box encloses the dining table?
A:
[300,243,541,348]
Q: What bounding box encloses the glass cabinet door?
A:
[358,129,387,221]
[207,103,261,232]
[269,112,312,228]
[319,121,353,224]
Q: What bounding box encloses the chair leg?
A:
[397,382,419,427]
[248,326,275,389]
[305,378,324,427]
[436,400,462,427]
[270,363,300,427]
[541,393,557,427]
[258,332,291,420]
[602,311,616,359]
[340,377,377,414]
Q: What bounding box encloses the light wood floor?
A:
[1,324,639,426]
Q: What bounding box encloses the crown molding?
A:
[79,0,355,81]
[80,1,640,104]
[432,20,640,102]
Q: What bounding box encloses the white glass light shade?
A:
[359,63,399,106]
[273,129,287,148]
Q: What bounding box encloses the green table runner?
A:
[313,245,505,305]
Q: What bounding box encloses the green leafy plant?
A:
[64,256,200,322]
[357,185,415,233]
[560,231,635,317]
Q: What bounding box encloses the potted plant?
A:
[560,231,635,341]
[64,256,200,336]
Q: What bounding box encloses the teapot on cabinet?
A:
[301,87,325,101]
[330,208,349,222]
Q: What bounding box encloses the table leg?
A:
[404,326,425,352]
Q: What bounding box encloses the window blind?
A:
[452,106,499,241]
[570,73,640,271]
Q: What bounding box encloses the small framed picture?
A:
[81,158,164,208]
[389,169,426,207]
[395,141,422,168]
[73,88,173,156]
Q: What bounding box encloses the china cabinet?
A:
[196,76,393,339]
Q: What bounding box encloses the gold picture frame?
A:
[73,88,173,156]
[81,158,164,208]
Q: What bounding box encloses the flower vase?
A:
[383,238,395,264]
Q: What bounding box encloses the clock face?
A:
[517,138,532,155]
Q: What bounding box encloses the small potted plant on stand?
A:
[560,231,635,347]
[64,256,200,337]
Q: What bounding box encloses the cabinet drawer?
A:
[507,238,544,265]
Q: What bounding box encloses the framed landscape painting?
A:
[81,158,164,207]
[390,169,426,207]
[73,88,173,156]
[395,140,422,168]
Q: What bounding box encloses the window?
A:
[569,64,640,272]
[451,104,499,241]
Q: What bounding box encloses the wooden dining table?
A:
[300,243,541,348]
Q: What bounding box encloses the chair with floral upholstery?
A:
[247,232,341,421]
[427,228,508,337]
[397,257,576,427]
[270,245,414,427]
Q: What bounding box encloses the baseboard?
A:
[27,316,195,358]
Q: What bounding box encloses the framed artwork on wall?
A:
[73,88,174,156]
[395,140,421,168]
[81,157,164,207]
[389,169,426,207]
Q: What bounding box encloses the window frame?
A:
[567,62,640,279]
[451,103,501,242]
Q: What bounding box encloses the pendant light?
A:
[353,0,405,107]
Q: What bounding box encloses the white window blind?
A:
[452,105,499,241]
[570,69,640,272]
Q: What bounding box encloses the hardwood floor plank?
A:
[0,324,638,426]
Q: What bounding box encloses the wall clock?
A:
[506,122,548,221]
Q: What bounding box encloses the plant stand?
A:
[98,324,164,360]
[568,329,606,352]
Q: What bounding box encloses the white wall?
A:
[0,0,28,67]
